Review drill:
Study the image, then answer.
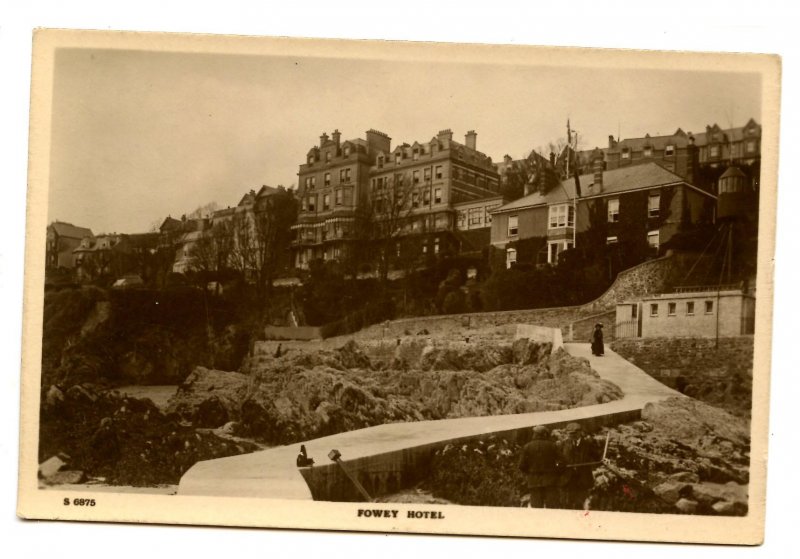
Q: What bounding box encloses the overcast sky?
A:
[48,47,762,234]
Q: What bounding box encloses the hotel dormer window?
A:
[308,155,315,165]
[413,149,419,161]
[377,156,384,168]
[343,145,351,157]
[395,153,402,165]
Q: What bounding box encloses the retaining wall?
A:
[347,254,676,343]
[298,407,641,502]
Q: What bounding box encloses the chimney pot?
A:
[465,130,477,150]
[592,147,604,192]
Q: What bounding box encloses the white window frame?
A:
[648,193,660,217]
[322,193,330,211]
[324,172,331,187]
[665,144,675,156]
[648,230,660,251]
[507,215,519,237]
[413,170,420,184]
[710,145,720,158]
[621,149,630,159]
[606,236,618,245]
[335,189,343,206]
[608,199,620,223]
[468,207,483,226]
[549,204,574,228]
[434,187,442,204]
[506,248,517,269]
[435,165,443,179]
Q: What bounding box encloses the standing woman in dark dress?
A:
[591,323,604,356]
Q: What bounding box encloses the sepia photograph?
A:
[16,27,780,545]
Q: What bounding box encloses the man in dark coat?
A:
[557,423,601,509]
[519,425,561,508]
[591,323,605,356]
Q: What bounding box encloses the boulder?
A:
[668,471,700,484]
[44,470,86,485]
[691,482,748,507]
[38,455,68,479]
[674,498,698,514]
[712,500,748,516]
[653,480,692,504]
[44,385,65,410]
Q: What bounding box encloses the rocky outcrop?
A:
[38,382,259,486]
[173,340,623,446]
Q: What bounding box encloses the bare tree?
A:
[227,188,298,303]
[361,173,417,284]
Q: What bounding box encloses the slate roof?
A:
[49,221,93,239]
[492,162,713,214]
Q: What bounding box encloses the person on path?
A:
[519,425,562,508]
[557,423,601,509]
[296,444,314,467]
[591,323,605,356]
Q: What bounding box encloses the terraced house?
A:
[490,151,717,270]
[292,128,501,272]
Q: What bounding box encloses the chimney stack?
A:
[465,130,477,150]
[319,132,329,147]
[332,129,341,146]
[437,129,453,143]
[608,135,617,149]
[592,148,604,193]
[549,152,556,166]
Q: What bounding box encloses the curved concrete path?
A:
[177,344,680,499]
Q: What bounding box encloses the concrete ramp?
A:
[178,343,679,500]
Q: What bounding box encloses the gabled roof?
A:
[256,185,279,198]
[611,132,692,153]
[160,217,182,232]
[493,162,713,214]
[49,221,93,239]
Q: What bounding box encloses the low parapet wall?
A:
[263,325,322,341]
[515,323,563,351]
[298,407,641,502]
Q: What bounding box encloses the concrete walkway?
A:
[177,344,680,499]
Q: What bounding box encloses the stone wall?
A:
[587,254,674,311]
[346,254,677,343]
[611,336,754,418]
[571,310,618,342]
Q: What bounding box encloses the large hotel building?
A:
[292,128,501,271]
